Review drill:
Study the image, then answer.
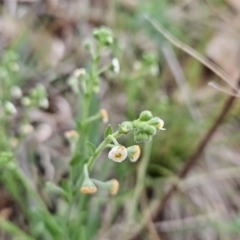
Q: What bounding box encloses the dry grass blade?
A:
[145,15,238,91]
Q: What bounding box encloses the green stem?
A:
[128,141,153,220]
[83,114,101,125]
[108,135,119,146]
[87,131,120,169]
[98,64,111,75]
[0,218,35,240]
[83,164,89,179]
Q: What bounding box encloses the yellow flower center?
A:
[115,153,122,158]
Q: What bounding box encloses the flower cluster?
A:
[108,110,165,163]
[93,27,113,46]
[133,111,165,143]
[21,83,49,109]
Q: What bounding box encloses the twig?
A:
[145,15,239,91]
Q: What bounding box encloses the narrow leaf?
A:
[86,141,96,155]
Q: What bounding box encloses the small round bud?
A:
[127,145,141,162]
[4,101,17,115]
[105,179,119,195]
[145,125,157,136]
[21,97,31,107]
[134,132,151,143]
[106,36,113,45]
[64,130,79,142]
[80,178,97,194]
[119,121,133,134]
[100,109,108,123]
[148,117,165,130]
[134,122,149,134]
[139,110,153,121]
[38,98,49,109]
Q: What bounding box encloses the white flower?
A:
[108,145,127,163]
[10,86,22,99]
[112,58,120,74]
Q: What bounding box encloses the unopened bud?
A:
[4,101,17,115]
[139,110,153,121]
[119,121,132,134]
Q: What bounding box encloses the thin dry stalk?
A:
[145,15,238,92]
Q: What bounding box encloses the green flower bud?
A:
[127,145,141,162]
[134,122,149,134]
[105,179,119,195]
[21,97,31,107]
[139,110,153,121]
[38,98,49,109]
[148,117,165,130]
[145,125,157,136]
[119,121,133,134]
[134,132,151,143]
[4,101,17,115]
[93,27,113,46]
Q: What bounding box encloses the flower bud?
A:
[119,121,133,134]
[100,109,108,123]
[21,97,31,107]
[4,101,17,115]
[64,130,79,143]
[139,110,153,121]
[80,178,97,194]
[148,117,165,130]
[93,27,113,46]
[38,98,49,109]
[127,145,141,162]
[134,122,149,134]
[105,179,119,195]
[134,132,151,143]
[145,125,157,136]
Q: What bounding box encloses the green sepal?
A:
[104,124,113,138]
